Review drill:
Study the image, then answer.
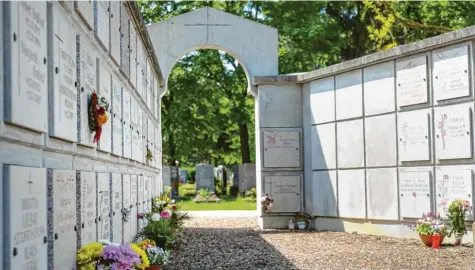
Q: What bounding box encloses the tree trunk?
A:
[239,123,251,163]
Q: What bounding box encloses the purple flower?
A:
[101,244,140,270]
[137,213,145,219]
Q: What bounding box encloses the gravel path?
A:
[165,217,473,270]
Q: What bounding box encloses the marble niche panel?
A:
[122,175,131,243]
[97,173,111,241]
[129,175,138,242]
[129,25,137,89]
[436,168,474,219]
[123,89,132,159]
[396,55,429,107]
[94,0,110,51]
[77,171,96,246]
[111,74,123,156]
[97,61,112,152]
[109,1,121,65]
[74,0,94,30]
[263,174,301,212]
[111,173,122,243]
[398,109,431,162]
[399,170,432,218]
[263,130,301,168]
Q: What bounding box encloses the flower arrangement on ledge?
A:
[295,212,312,230]
[138,239,170,269]
[446,200,470,246]
[194,188,220,203]
[411,212,447,248]
[87,92,109,143]
[260,194,273,212]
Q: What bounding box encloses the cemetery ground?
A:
[166,217,473,270]
[176,183,257,211]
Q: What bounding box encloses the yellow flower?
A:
[138,239,156,250]
[77,242,104,269]
[130,243,150,269]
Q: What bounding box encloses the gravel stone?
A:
[164,217,473,270]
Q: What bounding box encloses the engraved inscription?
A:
[436,169,473,219]
[397,56,428,107]
[398,111,430,162]
[263,131,300,168]
[399,171,431,218]
[435,105,472,160]
[434,45,470,101]
[80,172,96,246]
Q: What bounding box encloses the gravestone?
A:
[232,165,239,186]
[312,171,337,217]
[310,76,335,124]
[433,44,470,101]
[3,165,47,270]
[111,75,122,156]
[170,166,179,197]
[49,4,77,142]
[4,2,48,133]
[137,176,145,230]
[78,34,96,146]
[129,26,137,88]
[179,169,188,183]
[162,166,172,190]
[435,104,473,160]
[74,0,94,30]
[122,175,131,243]
[399,170,432,218]
[111,173,122,243]
[129,175,138,242]
[335,69,363,120]
[396,55,428,107]
[97,61,112,152]
[263,130,301,168]
[49,169,76,269]
[398,109,431,162]
[264,174,301,212]
[77,171,96,247]
[122,89,132,158]
[109,0,120,65]
[338,169,366,218]
[94,0,110,51]
[238,164,256,193]
[436,169,474,219]
[120,3,130,78]
[196,164,214,192]
[97,173,111,241]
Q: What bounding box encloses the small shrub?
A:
[246,188,257,199]
[229,185,239,197]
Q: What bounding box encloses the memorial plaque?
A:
[51,170,76,269]
[337,119,364,168]
[338,169,366,218]
[95,0,110,51]
[129,175,138,240]
[78,35,96,146]
[123,90,132,158]
[97,173,111,241]
[264,175,301,212]
[435,104,473,160]
[49,5,77,142]
[144,177,151,213]
[398,110,431,162]
[366,168,398,220]
[136,44,144,98]
[130,26,137,88]
[312,171,337,217]
[120,5,130,78]
[143,115,149,146]
[98,62,112,152]
[433,45,471,101]
[137,176,145,230]
[78,171,96,246]
[335,69,363,120]
[5,2,48,133]
[310,76,335,124]
[436,169,473,219]
[130,99,139,161]
[112,76,122,156]
[396,55,428,107]
[122,175,131,243]
[74,0,94,30]
[311,123,336,170]
[363,61,395,116]
[111,173,122,243]
[263,130,301,168]
[109,1,120,65]
[399,171,432,218]
[4,165,47,270]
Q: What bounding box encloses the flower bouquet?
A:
[194,188,220,203]
[87,92,109,144]
[137,239,170,270]
[446,200,470,245]
[295,212,312,230]
[411,212,447,247]
[260,194,274,212]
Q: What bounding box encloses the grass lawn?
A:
[177,183,257,211]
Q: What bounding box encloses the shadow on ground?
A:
[163,227,298,270]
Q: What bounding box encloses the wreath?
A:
[88,92,109,143]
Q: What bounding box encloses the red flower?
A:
[172,205,177,211]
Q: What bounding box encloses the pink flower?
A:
[137,213,145,219]
[160,210,171,219]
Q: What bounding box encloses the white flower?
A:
[143,219,149,226]
[151,213,161,221]
[98,239,111,245]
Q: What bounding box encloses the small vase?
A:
[454,234,463,246]
[432,235,441,249]
[297,221,305,230]
[419,234,446,247]
[146,265,161,270]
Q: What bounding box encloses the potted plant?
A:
[76,241,149,269]
[295,212,312,230]
[412,212,447,247]
[446,200,470,246]
[137,239,170,270]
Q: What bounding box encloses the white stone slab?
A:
[79,35,96,146]
[366,168,398,220]
[335,69,362,120]
[264,174,301,212]
[311,123,336,170]
[122,175,131,243]
[51,170,76,269]
[436,168,474,219]
[338,169,366,218]
[111,173,122,243]
[396,55,428,107]
[112,75,122,156]
[136,108,144,163]
[399,170,432,218]
[263,130,301,168]
[136,44,144,98]
[433,44,471,101]
[129,175,138,241]
[146,60,153,110]
[337,120,364,168]
[74,0,94,30]
[365,114,397,167]
[123,90,132,158]
[364,61,395,116]
[4,166,47,270]
[398,109,431,162]
[130,26,137,88]
[98,62,112,152]
[153,77,158,119]
[151,176,157,198]
[120,5,130,77]
[97,173,111,241]
[312,171,337,217]
[138,176,145,205]
[144,177,151,213]
[5,2,48,133]
[435,104,473,160]
[78,171,96,246]
[109,1,120,65]
[309,76,335,124]
[95,0,110,51]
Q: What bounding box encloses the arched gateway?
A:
[148,7,305,228]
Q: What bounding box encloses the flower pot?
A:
[146,265,161,270]
[297,221,305,230]
[419,234,445,247]
[432,235,441,249]
[454,234,463,246]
